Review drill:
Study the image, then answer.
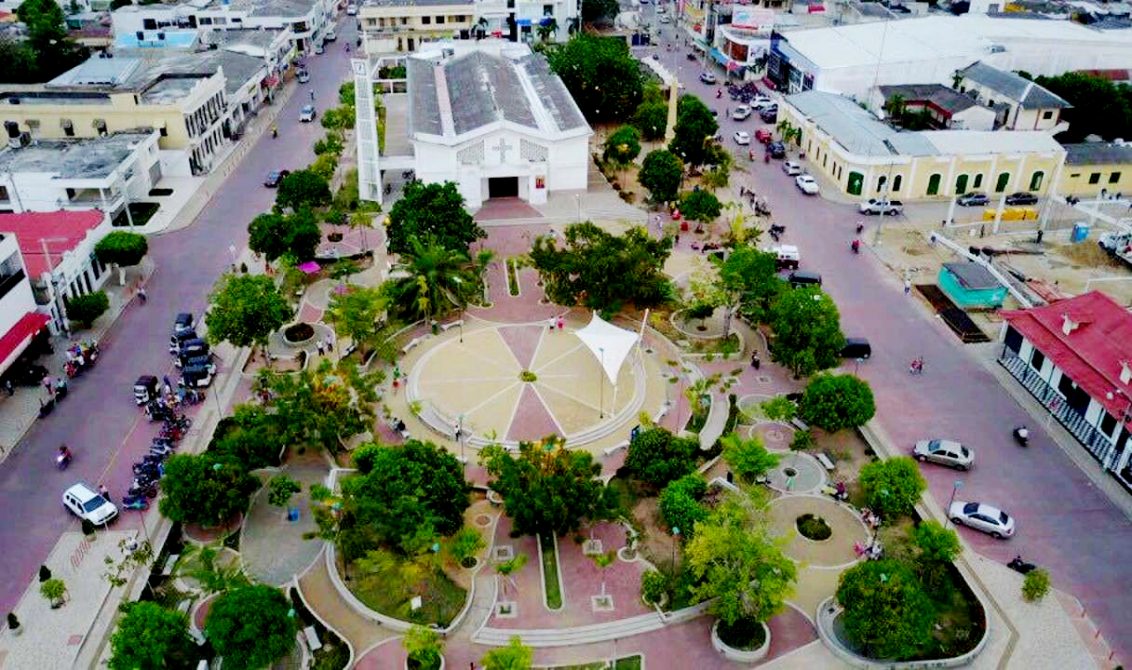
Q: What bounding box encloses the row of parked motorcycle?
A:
[121,413,192,510]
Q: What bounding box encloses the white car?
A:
[63,483,118,526]
[949,501,1014,538]
[731,105,752,121]
[296,70,310,84]
[781,160,802,176]
[659,14,671,23]
[733,131,751,145]
[314,43,325,55]
[795,174,819,195]
[346,4,357,14]
[300,104,317,122]
[750,96,773,110]
[913,439,974,470]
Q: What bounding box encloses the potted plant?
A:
[41,579,67,609]
[7,612,21,636]
[403,624,444,670]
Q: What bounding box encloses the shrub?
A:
[1022,569,1051,603]
[798,373,876,432]
[624,427,699,488]
[658,474,707,539]
[789,429,814,452]
[65,291,110,329]
[640,570,666,605]
[858,457,926,520]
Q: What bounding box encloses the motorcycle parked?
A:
[1007,555,1036,574]
[1013,425,1030,447]
[122,496,150,511]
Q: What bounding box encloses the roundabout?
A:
[407,320,663,448]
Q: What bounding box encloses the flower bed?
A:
[796,513,832,541]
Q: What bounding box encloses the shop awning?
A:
[0,312,50,376]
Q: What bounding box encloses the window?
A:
[436,15,444,23]
[1042,110,1053,120]
[454,14,465,21]
[892,175,903,192]
[61,119,74,137]
[1101,412,1119,437]
[972,174,983,189]
[1110,172,1122,184]
[143,18,157,29]
[543,3,553,13]
[877,175,887,192]
[1089,173,1101,185]
[955,174,969,194]
[1030,348,1045,372]
[199,17,212,24]
[995,172,1010,193]
[422,15,431,23]
[0,185,8,201]
[927,173,941,196]
[1029,171,1044,191]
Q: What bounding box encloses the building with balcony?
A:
[0,232,48,379]
[875,84,997,131]
[0,130,161,220]
[999,291,1132,492]
[112,0,333,54]
[364,42,591,207]
[1058,142,1132,199]
[956,62,1071,132]
[358,0,475,54]
[779,90,1066,200]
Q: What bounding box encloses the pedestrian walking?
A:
[98,484,111,502]
[324,336,334,355]
[751,353,761,370]
[316,339,325,356]
[904,279,911,295]
[43,376,54,396]
[138,286,147,303]
[3,379,13,396]
[556,316,564,331]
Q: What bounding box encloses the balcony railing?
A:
[998,352,1122,468]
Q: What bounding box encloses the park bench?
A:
[815,452,835,472]
[440,320,464,332]
[603,440,630,457]
[790,417,809,432]
[162,554,179,576]
[401,336,424,355]
[303,625,322,652]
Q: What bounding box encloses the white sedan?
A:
[781,160,802,176]
[913,439,974,470]
[63,483,118,526]
[795,174,820,195]
[949,501,1015,539]
[750,96,774,110]
[733,131,751,146]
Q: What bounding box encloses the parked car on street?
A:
[913,439,974,470]
[1005,192,1038,205]
[699,72,717,84]
[750,97,773,110]
[768,244,800,270]
[264,170,290,187]
[949,501,1014,538]
[858,198,904,215]
[314,43,325,55]
[782,160,802,176]
[795,174,820,195]
[324,28,337,42]
[755,129,773,144]
[733,131,751,145]
[760,108,778,123]
[731,105,752,121]
[297,70,310,84]
[659,14,671,22]
[767,141,786,158]
[957,192,990,207]
[346,3,357,14]
[63,483,117,526]
[300,105,317,122]
[173,312,194,336]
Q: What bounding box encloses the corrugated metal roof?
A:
[407,57,442,136]
[959,61,1071,110]
[446,51,537,135]
[1064,142,1132,166]
[786,90,938,157]
[519,55,586,133]
[943,262,1001,290]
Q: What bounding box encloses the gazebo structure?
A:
[573,313,641,418]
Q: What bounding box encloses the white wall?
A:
[0,236,36,337]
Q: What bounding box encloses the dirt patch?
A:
[631,495,673,568]
[812,428,876,485]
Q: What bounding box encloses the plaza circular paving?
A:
[769,495,869,567]
[766,452,824,494]
[407,323,652,446]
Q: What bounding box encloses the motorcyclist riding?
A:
[57,444,72,468]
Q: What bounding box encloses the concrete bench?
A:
[401,337,424,355]
[790,417,809,432]
[815,452,835,471]
[388,418,411,440]
[176,598,192,614]
[440,319,464,332]
[162,554,179,576]
[603,440,630,457]
[654,406,669,422]
[303,625,322,652]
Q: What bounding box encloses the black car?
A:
[173,312,194,335]
[1005,192,1038,206]
[760,109,778,123]
[768,141,786,159]
[957,192,990,207]
[264,170,290,187]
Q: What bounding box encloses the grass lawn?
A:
[540,533,563,610]
[345,553,467,626]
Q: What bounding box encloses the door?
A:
[995,172,1010,193]
[927,174,941,196]
[847,171,863,196]
[488,177,519,198]
[955,174,968,195]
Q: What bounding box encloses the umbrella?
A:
[298,261,320,274]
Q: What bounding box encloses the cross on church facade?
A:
[492,137,513,163]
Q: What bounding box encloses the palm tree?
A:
[884,94,907,124]
[388,239,475,322]
[536,17,558,42]
[175,543,249,595]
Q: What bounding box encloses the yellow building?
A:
[358,0,476,54]
[782,91,1065,201]
[0,54,238,176]
[1059,143,1132,198]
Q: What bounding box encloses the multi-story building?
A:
[0,231,48,377]
[358,0,577,55]
[0,48,270,176]
[111,0,335,54]
[0,130,161,220]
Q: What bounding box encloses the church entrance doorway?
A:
[488,177,519,199]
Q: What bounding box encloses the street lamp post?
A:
[598,346,605,419]
[944,480,964,529]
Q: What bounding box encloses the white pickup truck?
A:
[858,198,904,216]
[1099,231,1132,267]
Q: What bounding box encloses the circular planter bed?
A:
[796,513,832,541]
[460,556,479,570]
[283,322,315,346]
[712,619,770,663]
[405,655,445,670]
[327,232,344,243]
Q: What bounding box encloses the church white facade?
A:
[356,42,592,209]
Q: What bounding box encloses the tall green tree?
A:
[911,520,961,594]
[720,433,780,484]
[341,440,470,556]
[769,287,844,377]
[276,169,332,211]
[257,358,382,454]
[325,284,395,361]
[633,100,669,141]
[546,34,643,123]
[685,497,796,625]
[1032,72,1132,142]
[247,208,322,262]
[94,231,149,285]
[639,150,684,203]
[603,125,642,165]
[209,404,286,470]
[387,181,485,255]
[680,189,721,223]
[529,222,672,312]
[668,95,719,168]
[0,38,40,84]
[158,454,259,527]
[724,247,784,326]
[798,373,876,432]
[836,560,935,661]
[384,238,475,322]
[481,437,616,537]
[481,635,534,670]
[624,427,699,489]
[12,0,87,82]
[658,473,707,539]
[205,275,293,350]
[109,602,195,670]
[858,457,926,519]
[205,585,296,670]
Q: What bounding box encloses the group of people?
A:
[908,356,926,375]
[854,538,884,561]
[860,507,882,529]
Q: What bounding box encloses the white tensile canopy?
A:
[574,313,640,384]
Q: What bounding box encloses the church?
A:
[397,42,592,209]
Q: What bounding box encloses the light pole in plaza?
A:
[945,480,964,529]
[598,346,605,419]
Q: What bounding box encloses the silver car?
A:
[913,439,974,470]
[949,501,1014,538]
